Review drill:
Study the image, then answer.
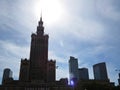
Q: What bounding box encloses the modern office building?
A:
[78,68,89,80]
[93,62,109,81]
[69,56,79,83]
[2,68,13,84]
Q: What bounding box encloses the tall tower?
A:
[69,56,79,83]
[29,16,49,82]
[93,62,109,81]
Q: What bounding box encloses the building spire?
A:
[40,11,42,21]
[39,11,43,26]
[37,11,44,36]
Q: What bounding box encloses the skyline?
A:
[0,0,120,85]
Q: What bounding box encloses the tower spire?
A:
[40,11,42,22]
[39,12,43,26]
[37,11,44,35]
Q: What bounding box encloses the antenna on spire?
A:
[40,10,42,21]
[38,10,43,26]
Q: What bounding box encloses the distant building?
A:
[19,58,29,81]
[59,78,68,85]
[2,68,13,84]
[93,62,109,81]
[47,59,56,82]
[78,68,89,80]
[69,56,79,83]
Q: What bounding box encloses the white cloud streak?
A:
[0,40,29,58]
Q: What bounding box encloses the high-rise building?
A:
[69,56,79,83]
[2,68,13,84]
[19,58,29,81]
[17,16,56,84]
[29,16,49,82]
[78,68,89,80]
[93,62,109,81]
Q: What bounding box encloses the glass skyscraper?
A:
[93,62,109,81]
[69,56,79,83]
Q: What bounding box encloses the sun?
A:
[34,0,64,25]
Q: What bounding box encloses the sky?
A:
[0,0,120,85]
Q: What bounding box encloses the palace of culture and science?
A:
[0,17,71,90]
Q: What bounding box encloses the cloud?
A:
[107,62,118,85]
[71,19,105,43]
[0,40,30,81]
[49,51,69,80]
[56,66,69,80]
[96,0,120,21]
[0,54,19,84]
[0,40,29,58]
[48,50,69,64]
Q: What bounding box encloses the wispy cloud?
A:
[96,0,120,21]
[0,40,29,58]
[0,40,30,82]
[56,66,69,80]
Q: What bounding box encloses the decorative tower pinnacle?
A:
[37,15,44,36]
[39,14,43,26]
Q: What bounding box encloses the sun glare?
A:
[34,0,64,25]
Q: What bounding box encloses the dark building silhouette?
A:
[19,58,29,81]
[29,17,49,82]
[77,79,114,90]
[0,17,63,90]
[78,68,89,80]
[2,68,13,84]
[59,78,68,85]
[69,56,79,84]
[93,62,109,81]
[47,59,56,82]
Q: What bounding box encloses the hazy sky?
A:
[0,0,120,85]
